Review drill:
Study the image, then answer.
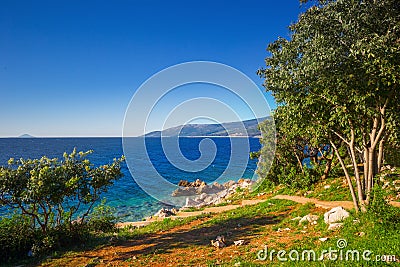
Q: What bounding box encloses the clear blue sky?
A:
[0,0,305,137]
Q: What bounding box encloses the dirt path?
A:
[272,195,400,209]
[116,196,400,228]
[272,195,355,210]
[116,199,267,228]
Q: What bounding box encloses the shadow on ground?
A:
[112,213,286,261]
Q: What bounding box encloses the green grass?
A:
[180,206,206,212]
[307,177,353,201]
[118,214,211,239]
[225,204,400,266]
[199,199,296,229]
[269,177,353,202]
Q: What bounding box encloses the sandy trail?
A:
[116,195,400,228]
[115,196,355,228]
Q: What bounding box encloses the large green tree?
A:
[258,0,400,211]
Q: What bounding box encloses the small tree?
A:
[0,149,124,234]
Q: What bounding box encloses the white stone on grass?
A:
[324,206,349,224]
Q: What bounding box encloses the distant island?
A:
[144,118,267,138]
[18,134,35,138]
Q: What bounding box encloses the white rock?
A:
[328,223,343,230]
[153,208,176,218]
[291,216,302,221]
[299,214,319,224]
[172,187,197,196]
[216,235,225,243]
[239,180,253,188]
[199,183,224,194]
[184,197,202,208]
[234,240,246,246]
[216,189,228,198]
[211,240,225,248]
[319,237,329,242]
[324,207,349,224]
[194,193,208,202]
[223,180,237,189]
[324,185,331,189]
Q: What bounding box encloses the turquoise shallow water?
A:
[0,137,261,221]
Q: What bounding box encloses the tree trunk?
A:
[331,141,359,212]
[349,127,366,211]
[366,147,379,204]
[377,137,386,172]
[363,149,369,192]
[294,151,304,173]
[321,152,334,180]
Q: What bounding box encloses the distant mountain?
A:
[18,134,35,138]
[144,118,267,137]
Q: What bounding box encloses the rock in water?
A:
[178,180,191,187]
[178,179,207,187]
[175,179,255,208]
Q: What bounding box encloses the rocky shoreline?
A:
[148,178,254,219]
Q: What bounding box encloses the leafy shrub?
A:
[88,200,117,233]
[0,149,124,263]
[367,185,400,227]
[0,149,124,235]
[0,215,35,262]
[277,166,320,190]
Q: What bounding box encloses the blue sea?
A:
[0,137,261,222]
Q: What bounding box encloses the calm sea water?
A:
[0,137,261,221]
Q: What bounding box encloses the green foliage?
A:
[367,185,400,227]
[88,199,117,233]
[0,215,34,262]
[0,149,124,234]
[279,166,320,190]
[385,143,400,166]
[257,0,400,209]
[249,151,260,160]
[0,149,124,263]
